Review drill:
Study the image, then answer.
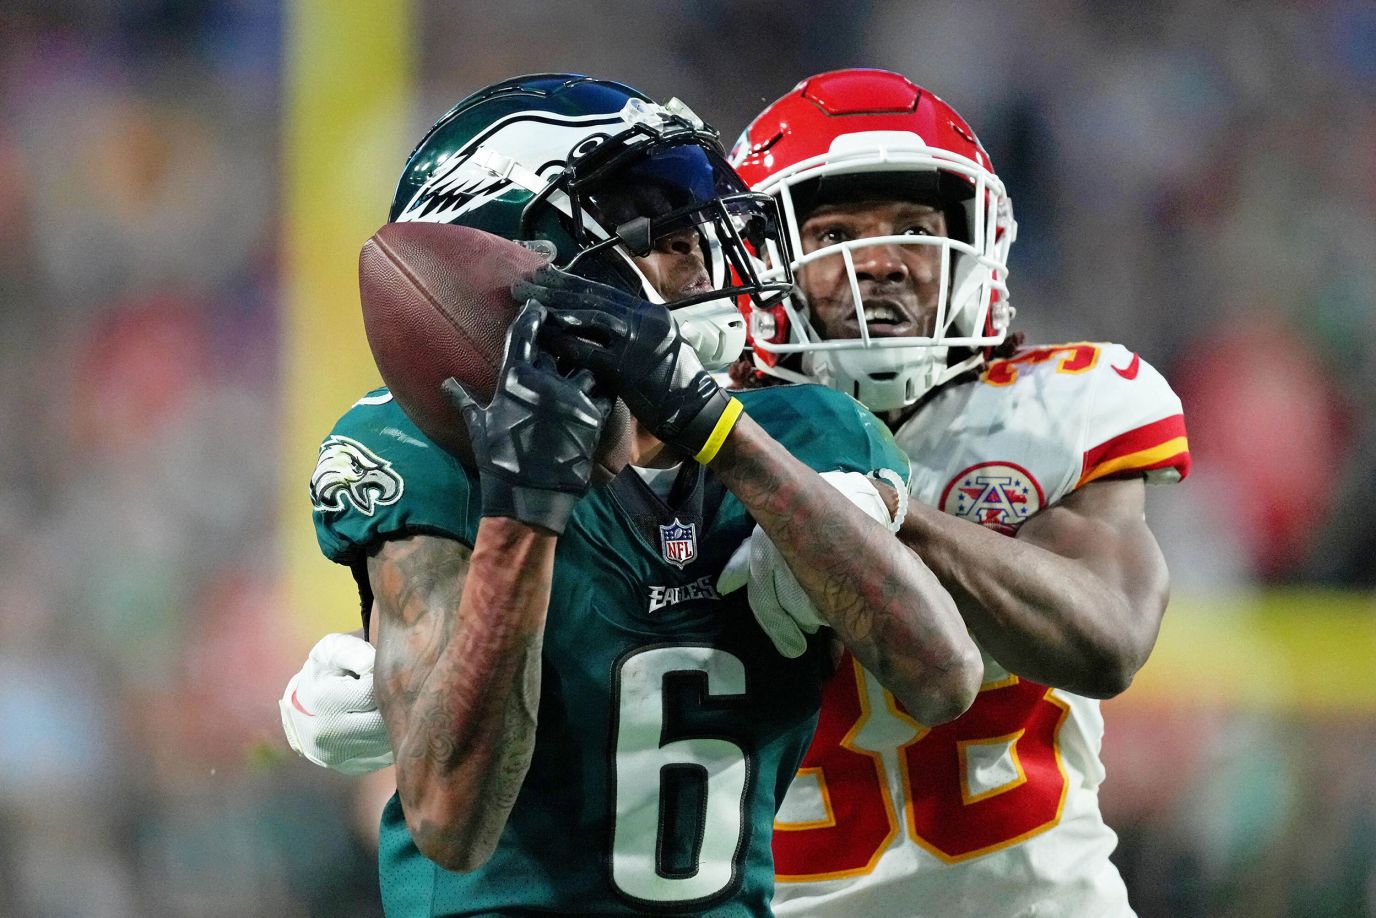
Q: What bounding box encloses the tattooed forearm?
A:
[372,536,468,717]
[709,415,981,724]
[368,523,554,871]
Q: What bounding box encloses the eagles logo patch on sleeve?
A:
[310,435,404,516]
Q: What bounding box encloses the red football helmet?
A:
[730,69,1016,410]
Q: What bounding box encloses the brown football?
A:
[358,222,633,482]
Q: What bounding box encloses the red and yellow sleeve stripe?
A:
[1079,414,1191,487]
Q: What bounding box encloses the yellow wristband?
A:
[693,397,744,465]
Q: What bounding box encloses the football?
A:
[358,222,633,482]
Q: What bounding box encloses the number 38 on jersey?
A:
[773,652,1071,878]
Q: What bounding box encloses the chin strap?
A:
[935,349,986,387]
[471,146,554,197]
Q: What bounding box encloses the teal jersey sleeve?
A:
[309,389,480,564]
[734,383,910,482]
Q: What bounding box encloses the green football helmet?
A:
[390,73,794,369]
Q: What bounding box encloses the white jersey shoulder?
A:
[896,341,1190,530]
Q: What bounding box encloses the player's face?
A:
[797,200,947,340]
[592,180,712,301]
[633,226,712,301]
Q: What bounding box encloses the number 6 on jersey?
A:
[611,646,751,906]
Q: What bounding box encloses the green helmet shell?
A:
[389,73,796,368]
[390,74,668,272]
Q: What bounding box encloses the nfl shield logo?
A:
[659,518,698,569]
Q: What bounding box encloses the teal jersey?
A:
[311,384,908,917]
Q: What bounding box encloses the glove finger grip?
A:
[311,633,376,677]
[568,366,600,395]
[441,377,486,430]
[526,285,623,320]
[542,307,630,341]
[532,348,560,375]
[568,369,617,423]
[540,329,618,378]
[504,300,548,365]
[510,279,544,302]
[531,264,617,294]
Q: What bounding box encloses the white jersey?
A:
[772,342,1190,918]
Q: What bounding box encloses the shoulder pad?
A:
[980,343,1191,486]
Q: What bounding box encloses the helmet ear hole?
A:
[517,239,559,261]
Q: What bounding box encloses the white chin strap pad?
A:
[674,298,748,371]
[805,344,947,413]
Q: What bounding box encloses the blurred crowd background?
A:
[1,1,1373,915]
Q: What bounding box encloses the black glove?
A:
[443,300,612,535]
[512,266,740,461]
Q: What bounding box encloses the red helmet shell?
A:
[731,69,993,192]
[729,69,1016,392]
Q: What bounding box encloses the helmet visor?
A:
[564,132,794,312]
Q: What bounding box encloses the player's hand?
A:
[443,299,613,535]
[716,471,901,658]
[513,266,739,461]
[279,633,394,775]
[718,525,826,658]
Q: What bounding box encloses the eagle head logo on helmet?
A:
[388,73,796,371]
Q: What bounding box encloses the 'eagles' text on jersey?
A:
[312,383,908,918]
[771,342,1189,918]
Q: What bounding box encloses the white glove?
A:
[717,522,825,658]
[279,632,394,775]
[717,470,903,658]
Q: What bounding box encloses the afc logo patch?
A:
[659,518,698,569]
[939,462,1045,535]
